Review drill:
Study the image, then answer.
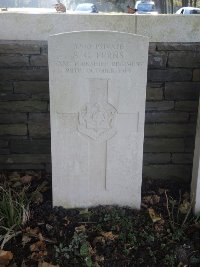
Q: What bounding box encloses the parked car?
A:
[134,0,158,14]
[74,3,98,13]
[176,6,200,14]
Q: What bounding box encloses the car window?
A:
[76,5,91,11]
[190,9,200,14]
[137,3,155,11]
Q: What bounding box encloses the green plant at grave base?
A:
[0,186,30,229]
[164,190,194,236]
[194,211,200,225]
[54,232,92,267]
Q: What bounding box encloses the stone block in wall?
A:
[40,41,48,56]
[0,140,8,148]
[148,43,157,53]
[0,148,9,154]
[175,101,198,112]
[143,164,192,181]
[184,137,195,152]
[0,100,48,113]
[28,122,50,138]
[165,82,200,100]
[145,123,196,137]
[0,93,30,101]
[172,153,193,164]
[193,69,200,81]
[144,138,184,152]
[0,69,48,81]
[0,164,45,170]
[148,52,167,69]
[45,163,52,173]
[0,124,27,136]
[10,139,51,154]
[156,43,199,51]
[30,55,48,67]
[146,101,174,111]
[28,113,50,122]
[144,153,171,164]
[168,52,200,68]
[189,113,197,123]
[0,113,27,124]
[146,83,163,101]
[148,69,192,82]
[145,112,189,123]
[0,41,42,55]
[14,81,49,100]
[0,82,13,93]
[0,55,29,67]
[0,154,51,164]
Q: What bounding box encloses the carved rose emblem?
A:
[78,102,117,142]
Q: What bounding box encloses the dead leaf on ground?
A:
[63,216,70,226]
[179,200,191,214]
[31,251,48,261]
[21,175,32,184]
[75,225,86,233]
[154,219,165,232]
[148,208,162,223]
[38,261,59,267]
[142,195,160,205]
[0,250,13,265]
[95,255,104,263]
[100,231,118,241]
[26,227,40,236]
[30,240,46,252]
[22,235,32,247]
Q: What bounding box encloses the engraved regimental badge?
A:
[78,102,117,142]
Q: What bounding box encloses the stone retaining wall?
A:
[0,40,199,181]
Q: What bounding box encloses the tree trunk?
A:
[182,0,188,6]
[170,0,174,13]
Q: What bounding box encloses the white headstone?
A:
[192,98,200,214]
[49,31,149,209]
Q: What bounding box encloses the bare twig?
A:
[165,190,174,229]
[176,190,182,224]
[0,225,21,249]
[181,193,194,228]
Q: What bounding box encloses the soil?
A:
[0,171,200,267]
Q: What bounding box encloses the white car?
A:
[176,6,200,14]
[74,3,98,13]
[135,0,158,14]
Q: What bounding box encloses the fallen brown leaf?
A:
[0,250,13,265]
[148,208,162,223]
[179,200,191,214]
[21,175,32,184]
[31,251,47,261]
[22,234,32,247]
[30,240,46,252]
[100,231,118,241]
[154,219,165,232]
[38,262,59,267]
[95,254,104,263]
[143,195,160,205]
[75,225,86,233]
